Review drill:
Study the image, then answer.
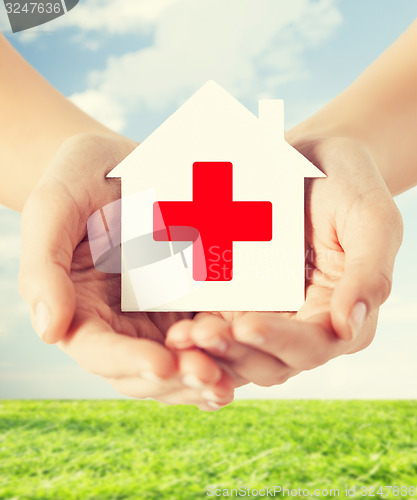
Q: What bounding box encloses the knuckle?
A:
[235,315,267,340]
[273,372,291,386]
[376,197,404,245]
[375,270,393,305]
[51,245,73,272]
[193,319,215,339]
[369,195,403,244]
[255,377,275,388]
[389,203,404,247]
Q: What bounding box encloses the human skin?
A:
[2,19,416,407]
[19,134,236,409]
[166,136,404,388]
[290,19,417,197]
[0,37,118,211]
[0,37,234,410]
[167,21,416,389]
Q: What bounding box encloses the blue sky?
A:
[0,0,416,399]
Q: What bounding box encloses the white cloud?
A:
[0,2,11,32]
[68,0,342,135]
[12,0,183,41]
[62,0,183,34]
[17,29,43,43]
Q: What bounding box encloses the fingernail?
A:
[183,374,205,388]
[34,302,50,340]
[207,401,222,410]
[141,371,164,383]
[202,390,219,401]
[349,301,367,340]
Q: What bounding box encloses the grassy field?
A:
[1,400,416,499]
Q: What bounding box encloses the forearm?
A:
[0,36,120,211]
[287,20,417,196]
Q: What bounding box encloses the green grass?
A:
[1,400,417,499]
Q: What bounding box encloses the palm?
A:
[219,138,377,333]
[21,134,399,402]
[294,138,380,344]
[180,137,395,388]
[204,198,345,387]
[20,134,237,409]
[70,237,190,343]
[47,135,191,344]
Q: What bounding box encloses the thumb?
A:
[330,192,403,341]
[18,181,85,344]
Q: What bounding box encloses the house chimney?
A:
[259,99,284,139]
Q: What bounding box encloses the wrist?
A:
[286,121,397,196]
[286,112,406,196]
[14,132,136,213]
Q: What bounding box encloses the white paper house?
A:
[107,81,325,312]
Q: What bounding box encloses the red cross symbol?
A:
[153,162,272,281]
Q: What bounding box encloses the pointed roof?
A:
[108,80,324,179]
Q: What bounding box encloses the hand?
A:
[18,133,234,410]
[166,136,404,387]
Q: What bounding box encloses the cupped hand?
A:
[166,136,403,388]
[18,133,234,410]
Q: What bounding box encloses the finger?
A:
[197,395,234,412]
[158,372,235,412]
[167,314,296,387]
[19,181,85,344]
[59,312,177,380]
[198,371,235,411]
[331,190,403,341]
[191,313,236,355]
[166,314,234,355]
[165,319,195,349]
[109,357,235,410]
[168,335,237,406]
[156,389,234,412]
[178,348,225,388]
[188,314,294,387]
[232,312,343,371]
[156,391,234,412]
[107,376,179,400]
[161,369,235,411]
